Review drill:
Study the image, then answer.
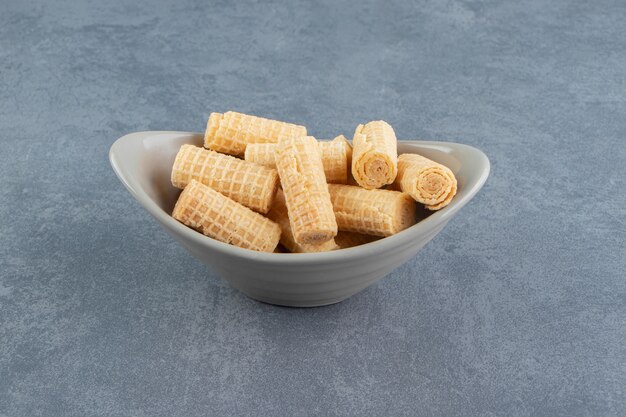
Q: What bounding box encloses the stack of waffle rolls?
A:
[171,144,278,214]
[169,111,458,253]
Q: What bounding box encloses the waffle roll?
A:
[351,120,398,189]
[275,136,338,245]
[172,180,281,252]
[394,153,457,210]
[204,111,306,156]
[267,190,339,253]
[327,184,416,236]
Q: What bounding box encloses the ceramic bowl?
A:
[109,131,489,307]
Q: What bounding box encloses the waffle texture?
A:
[204,111,307,156]
[334,231,380,249]
[394,153,457,210]
[275,136,338,245]
[172,180,280,252]
[328,184,416,236]
[244,136,350,184]
[351,120,398,189]
[267,190,338,253]
[171,144,278,214]
[320,136,349,184]
[332,134,353,173]
[243,143,276,167]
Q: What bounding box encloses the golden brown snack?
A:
[243,143,276,167]
[244,135,350,184]
[204,111,307,156]
[267,190,339,253]
[351,120,398,189]
[327,184,416,236]
[332,134,353,173]
[320,136,350,184]
[171,144,278,214]
[172,180,280,252]
[394,153,457,210]
[275,136,338,245]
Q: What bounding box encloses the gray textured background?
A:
[1,0,625,416]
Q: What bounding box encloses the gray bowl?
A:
[109,131,489,307]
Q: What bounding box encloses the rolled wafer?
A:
[204,111,307,156]
[244,135,350,184]
[351,120,398,189]
[332,134,352,172]
[243,143,277,167]
[321,135,350,184]
[334,231,380,249]
[394,153,457,210]
[171,144,278,214]
[275,136,338,245]
[333,134,357,186]
[328,184,416,236]
[267,190,338,253]
[172,180,280,252]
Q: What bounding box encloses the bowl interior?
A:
[109,131,490,259]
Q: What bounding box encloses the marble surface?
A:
[1,0,625,415]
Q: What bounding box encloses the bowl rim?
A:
[109,131,490,265]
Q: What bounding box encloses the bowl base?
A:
[237,288,351,308]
